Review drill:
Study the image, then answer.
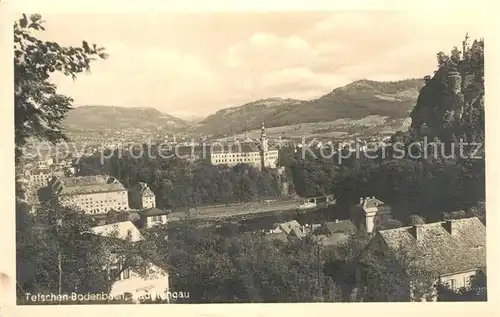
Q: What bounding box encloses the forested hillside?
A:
[194,79,423,136]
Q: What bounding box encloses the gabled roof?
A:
[134,182,155,196]
[91,221,144,242]
[170,143,278,157]
[274,220,301,235]
[209,143,262,154]
[373,217,485,275]
[324,220,356,234]
[29,167,52,175]
[138,207,169,217]
[52,175,127,195]
[290,226,306,238]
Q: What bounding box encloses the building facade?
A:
[129,182,156,209]
[208,122,279,169]
[136,207,170,229]
[25,168,53,190]
[17,167,65,207]
[170,122,279,169]
[351,197,397,235]
[51,175,129,214]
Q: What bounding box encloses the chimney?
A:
[409,224,424,241]
[443,220,456,236]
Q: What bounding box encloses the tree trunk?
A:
[57,241,62,299]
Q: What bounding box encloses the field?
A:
[216,115,411,142]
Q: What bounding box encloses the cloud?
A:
[223,32,317,71]
[259,67,349,95]
[54,42,223,111]
[220,31,346,102]
[47,11,486,119]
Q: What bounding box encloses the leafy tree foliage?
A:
[465,200,485,224]
[290,36,486,302]
[104,209,131,224]
[77,151,284,208]
[16,198,160,303]
[290,152,483,223]
[15,23,485,303]
[159,222,340,303]
[289,36,485,223]
[14,14,106,161]
[407,214,426,225]
[17,199,105,296]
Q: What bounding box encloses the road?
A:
[167,198,305,222]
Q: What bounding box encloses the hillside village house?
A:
[91,221,170,302]
[129,182,156,209]
[50,175,129,214]
[127,182,170,229]
[318,219,357,246]
[24,167,58,190]
[265,197,396,246]
[135,207,170,229]
[351,197,401,234]
[16,167,65,207]
[355,217,486,301]
[269,220,307,239]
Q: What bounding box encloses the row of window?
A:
[75,197,123,203]
[214,158,260,163]
[150,215,165,222]
[80,202,126,208]
[63,197,126,204]
[87,206,127,214]
[212,152,258,158]
[30,175,51,180]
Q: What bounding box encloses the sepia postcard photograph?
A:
[1,0,498,316]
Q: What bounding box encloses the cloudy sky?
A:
[39,11,486,120]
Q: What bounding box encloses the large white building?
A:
[50,175,129,214]
[171,122,279,169]
[208,122,279,169]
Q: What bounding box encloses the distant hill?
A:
[193,97,306,135]
[63,79,425,138]
[194,79,424,136]
[179,115,207,123]
[63,105,189,132]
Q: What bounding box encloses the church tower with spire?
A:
[259,121,269,170]
[260,121,268,152]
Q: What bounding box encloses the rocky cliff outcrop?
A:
[410,35,484,143]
